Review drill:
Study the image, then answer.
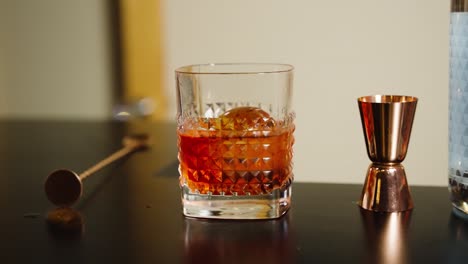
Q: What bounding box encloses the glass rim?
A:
[175,63,294,75]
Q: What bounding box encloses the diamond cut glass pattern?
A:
[178,105,294,196]
[450,14,468,186]
[448,13,468,214]
[176,63,294,219]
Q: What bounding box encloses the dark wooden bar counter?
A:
[0,120,466,263]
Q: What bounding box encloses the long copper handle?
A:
[79,146,136,181]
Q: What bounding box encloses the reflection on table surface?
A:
[183,214,296,264]
[448,208,468,261]
[360,209,412,264]
[0,120,468,263]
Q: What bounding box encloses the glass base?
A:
[181,185,292,220]
[452,205,468,220]
[449,175,468,216]
[452,201,468,216]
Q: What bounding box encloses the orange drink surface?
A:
[178,107,294,195]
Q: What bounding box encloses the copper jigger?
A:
[358,95,418,212]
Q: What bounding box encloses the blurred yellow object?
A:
[120,0,167,120]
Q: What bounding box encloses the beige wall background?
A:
[0,0,450,186]
[0,0,113,119]
[163,0,450,187]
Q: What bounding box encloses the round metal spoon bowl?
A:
[44,134,150,207]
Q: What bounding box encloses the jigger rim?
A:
[358,95,418,104]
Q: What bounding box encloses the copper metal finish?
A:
[358,95,417,163]
[45,169,83,207]
[44,134,151,206]
[360,164,413,212]
[358,95,418,212]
